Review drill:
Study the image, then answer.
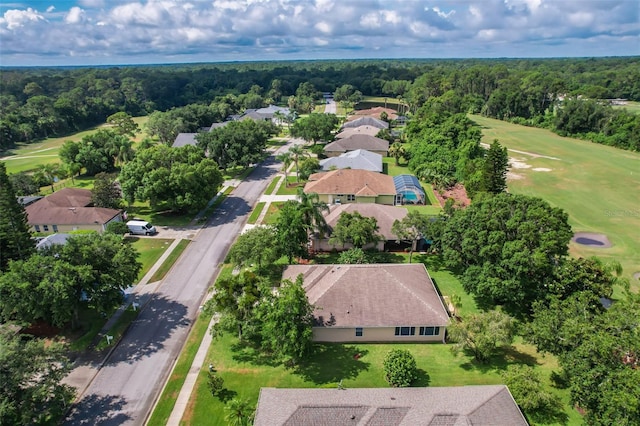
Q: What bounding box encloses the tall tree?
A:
[275,151,292,182]
[287,145,307,182]
[441,193,573,315]
[0,331,75,425]
[0,162,34,270]
[296,188,329,236]
[328,211,381,249]
[273,200,309,263]
[388,142,407,166]
[501,365,565,423]
[257,274,314,363]
[391,210,430,262]
[106,112,139,137]
[226,226,279,271]
[479,139,509,194]
[447,310,515,363]
[290,113,339,145]
[91,172,122,209]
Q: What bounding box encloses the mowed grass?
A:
[127,237,174,281]
[470,114,640,289]
[276,175,303,195]
[183,334,580,425]
[612,101,640,114]
[149,239,191,283]
[264,176,281,195]
[247,202,266,225]
[2,116,150,174]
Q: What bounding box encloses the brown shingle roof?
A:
[282,264,449,328]
[323,204,408,240]
[305,169,396,197]
[335,125,382,139]
[254,386,528,426]
[324,134,389,153]
[349,107,399,121]
[25,188,121,226]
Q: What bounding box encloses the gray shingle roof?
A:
[322,204,408,240]
[324,135,389,153]
[172,133,198,148]
[342,116,389,130]
[254,386,528,426]
[282,263,449,328]
[319,149,383,172]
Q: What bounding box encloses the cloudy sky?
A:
[1,0,638,66]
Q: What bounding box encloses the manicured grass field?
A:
[262,202,285,225]
[264,176,281,195]
[247,202,266,225]
[470,114,640,289]
[148,239,191,283]
[276,175,303,195]
[128,237,174,281]
[612,101,640,114]
[182,335,580,425]
[2,116,150,175]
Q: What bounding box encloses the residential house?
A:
[312,203,408,252]
[323,134,389,157]
[254,386,528,425]
[348,106,399,121]
[335,125,383,139]
[319,149,383,172]
[282,263,449,343]
[25,188,123,233]
[341,116,388,130]
[304,169,397,205]
[172,133,198,148]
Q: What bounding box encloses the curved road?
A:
[64,142,297,425]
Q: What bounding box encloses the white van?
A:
[126,220,157,236]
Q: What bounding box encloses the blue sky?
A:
[1,0,638,66]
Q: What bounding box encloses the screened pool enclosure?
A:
[394,174,426,205]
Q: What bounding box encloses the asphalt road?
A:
[64,144,294,425]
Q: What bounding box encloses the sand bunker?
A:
[633,272,640,281]
[532,168,552,172]
[572,232,612,248]
[509,158,531,169]
[506,172,524,180]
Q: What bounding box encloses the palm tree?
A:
[35,163,61,192]
[276,151,292,183]
[288,144,307,182]
[297,188,329,237]
[388,142,407,166]
[224,398,253,426]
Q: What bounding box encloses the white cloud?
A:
[0,0,637,65]
[46,6,55,13]
[1,7,45,30]
[65,7,86,24]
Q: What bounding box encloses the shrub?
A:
[383,349,417,387]
[106,221,129,235]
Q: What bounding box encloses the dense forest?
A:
[1,57,639,151]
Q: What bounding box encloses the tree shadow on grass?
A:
[413,368,431,387]
[230,340,281,367]
[294,344,370,385]
[216,388,238,403]
[459,345,539,373]
[526,405,570,426]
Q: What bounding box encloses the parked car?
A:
[126,220,158,236]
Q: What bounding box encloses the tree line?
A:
[2,57,638,151]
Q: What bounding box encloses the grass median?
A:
[148,239,190,283]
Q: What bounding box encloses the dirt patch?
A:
[433,183,471,208]
[572,232,612,248]
[633,272,640,281]
[507,172,524,180]
[509,158,532,169]
[532,168,552,172]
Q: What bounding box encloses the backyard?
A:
[470,114,640,289]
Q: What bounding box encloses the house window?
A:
[52,225,58,232]
[347,194,355,201]
[35,225,41,232]
[355,327,363,337]
[419,326,440,336]
[395,326,415,336]
[43,225,49,232]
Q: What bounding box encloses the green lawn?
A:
[127,237,174,281]
[264,176,281,195]
[470,114,640,289]
[2,116,150,175]
[262,202,285,225]
[126,203,195,227]
[182,334,580,425]
[247,202,266,225]
[612,101,640,114]
[149,239,190,283]
[276,175,303,195]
